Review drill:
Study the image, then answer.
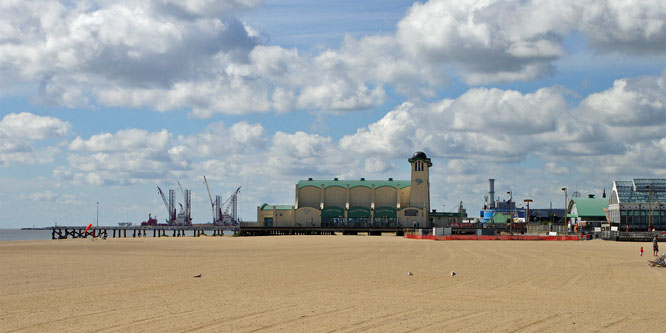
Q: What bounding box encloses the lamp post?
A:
[96,201,99,227]
[524,199,533,224]
[561,187,568,235]
[646,185,652,232]
[507,191,513,234]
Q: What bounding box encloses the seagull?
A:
[450,271,456,277]
[193,274,202,278]
[407,272,413,276]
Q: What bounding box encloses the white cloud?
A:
[395,0,666,84]
[341,71,666,165]
[3,0,664,116]
[0,112,70,166]
[579,70,666,127]
[580,0,666,54]
[65,128,182,185]
[20,190,80,205]
[544,162,570,175]
[61,121,268,185]
[0,112,70,140]
[69,129,171,152]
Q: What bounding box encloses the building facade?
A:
[567,195,608,230]
[608,179,666,231]
[257,152,433,228]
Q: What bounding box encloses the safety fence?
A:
[405,234,580,241]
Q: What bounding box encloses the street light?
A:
[646,185,652,232]
[507,191,513,234]
[561,187,568,235]
[524,199,533,224]
[96,201,99,227]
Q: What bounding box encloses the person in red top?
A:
[641,246,644,256]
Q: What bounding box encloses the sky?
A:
[1,0,665,228]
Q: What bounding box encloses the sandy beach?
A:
[1,235,664,332]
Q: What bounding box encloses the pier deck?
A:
[49,225,237,239]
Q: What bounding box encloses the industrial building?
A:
[481,179,526,224]
[608,179,666,232]
[257,152,434,228]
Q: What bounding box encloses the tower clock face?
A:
[415,178,423,185]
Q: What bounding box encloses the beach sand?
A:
[1,235,664,332]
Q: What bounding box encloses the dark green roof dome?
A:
[408,151,432,167]
[412,151,427,159]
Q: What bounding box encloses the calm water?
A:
[0,229,234,241]
[0,229,54,242]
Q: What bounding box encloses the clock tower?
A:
[408,151,432,226]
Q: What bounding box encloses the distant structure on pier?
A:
[155,183,192,226]
[257,151,451,228]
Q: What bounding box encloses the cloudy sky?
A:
[1,0,665,228]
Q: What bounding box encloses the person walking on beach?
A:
[653,236,659,256]
[640,246,644,256]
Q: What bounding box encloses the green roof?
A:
[489,213,510,224]
[297,179,410,189]
[431,212,462,217]
[259,204,294,211]
[569,198,608,217]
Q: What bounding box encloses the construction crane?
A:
[176,181,192,226]
[222,186,241,225]
[156,186,172,224]
[203,176,216,224]
[177,181,186,202]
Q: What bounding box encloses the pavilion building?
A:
[257,152,433,228]
[608,179,666,231]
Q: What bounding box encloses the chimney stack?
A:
[489,179,495,209]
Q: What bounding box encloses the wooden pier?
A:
[49,226,236,239]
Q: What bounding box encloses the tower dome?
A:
[412,151,427,159]
[408,151,432,166]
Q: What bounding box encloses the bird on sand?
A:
[407,272,413,276]
[193,274,202,278]
[450,270,456,277]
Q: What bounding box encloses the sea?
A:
[0,228,234,242]
[0,229,54,242]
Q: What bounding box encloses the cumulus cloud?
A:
[341,71,666,165]
[69,129,172,152]
[65,128,182,185]
[0,112,70,166]
[395,0,666,84]
[61,120,269,185]
[579,70,666,127]
[0,112,70,140]
[2,0,664,115]
[19,190,80,205]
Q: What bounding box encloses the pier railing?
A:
[49,225,236,239]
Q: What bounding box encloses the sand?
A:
[1,235,664,332]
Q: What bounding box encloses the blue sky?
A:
[1,0,665,227]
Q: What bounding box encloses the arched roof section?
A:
[297,179,410,189]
